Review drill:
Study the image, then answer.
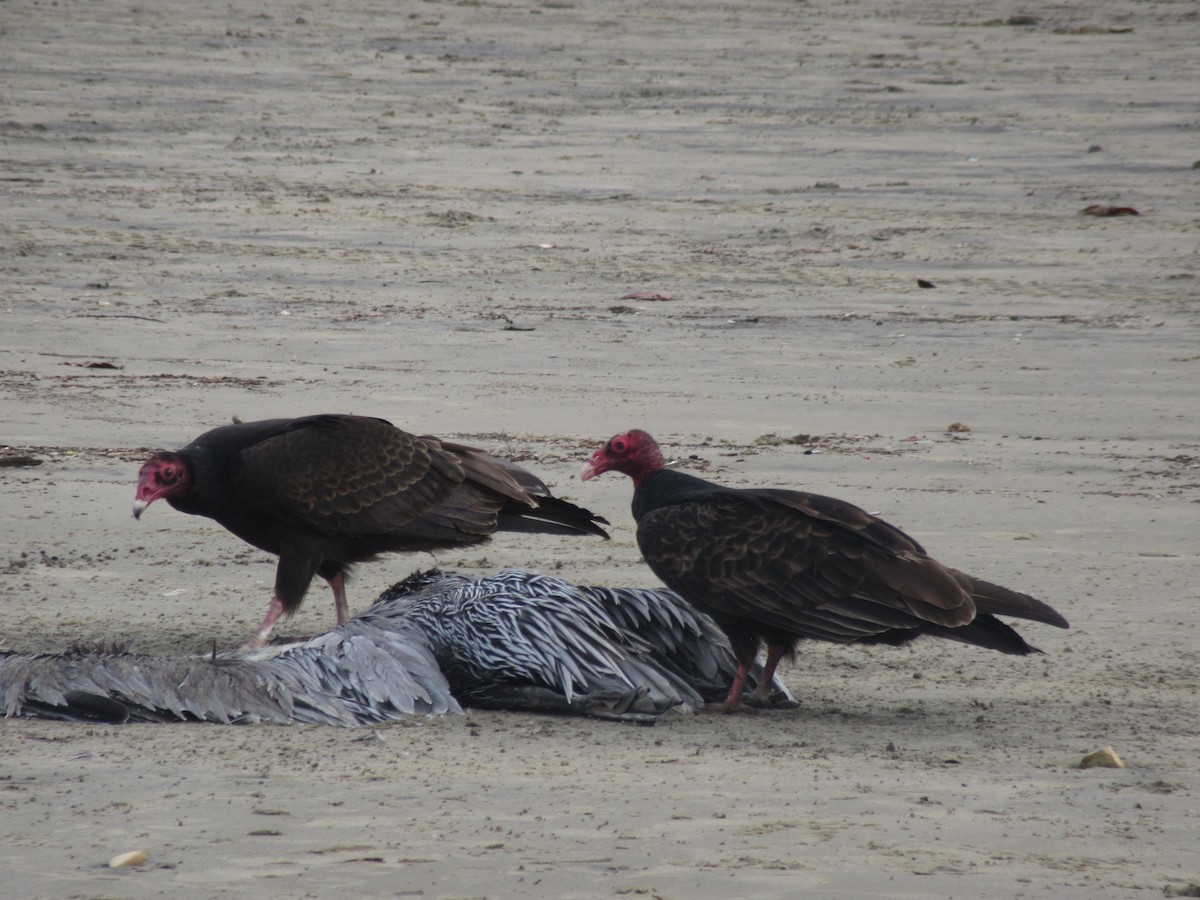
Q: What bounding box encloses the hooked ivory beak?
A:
[580,457,602,481]
[132,499,149,520]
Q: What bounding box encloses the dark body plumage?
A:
[0,570,791,726]
[583,430,1069,710]
[134,415,608,646]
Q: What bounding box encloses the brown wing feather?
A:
[950,568,1069,628]
[637,492,974,643]
[436,440,539,508]
[234,417,470,538]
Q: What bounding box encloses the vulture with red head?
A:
[582,429,1068,711]
[135,415,607,647]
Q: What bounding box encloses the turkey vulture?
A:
[0,569,792,725]
[133,415,608,647]
[581,430,1069,712]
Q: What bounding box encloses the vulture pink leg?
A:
[709,644,785,712]
[708,661,750,712]
[745,643,786,708]
[244,594,286,649]
[243,574,346,649]
[326,571,349,625]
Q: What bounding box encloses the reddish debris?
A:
[1081,205,1140,216]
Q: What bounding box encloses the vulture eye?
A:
[611,439,627,454]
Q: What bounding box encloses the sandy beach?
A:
[2,0,1198,896]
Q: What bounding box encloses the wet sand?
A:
[2,0,1198,896]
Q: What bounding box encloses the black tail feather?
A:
[920,614,1042,655]
[854,614,1041,655]
[498,495,610,539]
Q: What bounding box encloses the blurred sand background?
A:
[1,0,1197,896]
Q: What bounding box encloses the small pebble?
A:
[1078,746,1124,769]
[108,850,149,868]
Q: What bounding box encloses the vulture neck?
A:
[631,467,716,520]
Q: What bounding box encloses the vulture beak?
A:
[134,459,180,519]
[133,474,168,519]
[580,453,603,481]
